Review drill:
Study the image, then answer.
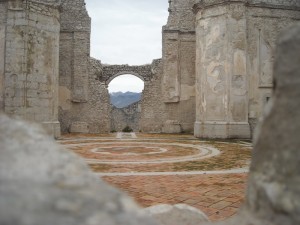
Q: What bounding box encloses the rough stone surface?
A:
[0,0,61,138]
[100,64,153,85]
[0,114,159,225]
[70,121,89,133]
[58,0,95,133]
[139,59,166,133]
[141,204,209,225]
[162,120,182,134]
[194,0,300,138]
[161,0,196,133]
[59,58,110,134]
[246,23,300,225]
[110,101,141,132]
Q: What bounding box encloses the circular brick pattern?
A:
[58,134,252,222]
[63,140,221,164]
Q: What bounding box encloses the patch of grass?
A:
[89,164,112,172]
[172,143,252,171]
[122,126,133,132]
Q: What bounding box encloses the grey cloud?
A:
[85,0,168,65]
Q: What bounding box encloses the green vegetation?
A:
[122,126,133,132]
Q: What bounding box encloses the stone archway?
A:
[98,64,153,132]
[99,64,153,85]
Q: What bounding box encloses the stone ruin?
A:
[110,101,141,132]
[0,22,300,225]
[0,0,300,138]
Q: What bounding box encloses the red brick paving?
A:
[102,173,248,222]
[59,134,250,222]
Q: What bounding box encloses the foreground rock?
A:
[141,204,209,225]
[0,115,158,225]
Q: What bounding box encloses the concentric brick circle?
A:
[62,140,221,164]
[58,134,251,222]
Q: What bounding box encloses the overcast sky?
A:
[85,0,169,93]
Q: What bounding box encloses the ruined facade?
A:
[0,0,300,138]
[110,101,141,132]
[58,0,110,134]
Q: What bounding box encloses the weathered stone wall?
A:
[59,58,110,133]
[58,0,111,134]
[161,0,196,133]
[58,0,194,135]
[110,101,141,132]
[100,60,166,133]
[0,0,61,138]
[0,1,7,111]
[101,64,153,85]
[59,0,91,102]
[246,1,300,134]
[100,63,158,133]
[194,0,300,138]
[139,59,166,133]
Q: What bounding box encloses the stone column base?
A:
[194,121,251,139]
[42,121,61,139]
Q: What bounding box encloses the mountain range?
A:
[109,91,141,108]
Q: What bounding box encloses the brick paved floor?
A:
[103,173,248,221]
[59,133,251,222]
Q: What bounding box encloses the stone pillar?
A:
[245,24,300,225]
[162,0,196,104]
[162,31,180,103]
[161,0,197,133]
[3,0,61,138]
[72,31,90,102]
[194,1,250,138]
[59,0,91,103]
[58,0,91,133]
[0,1,7,112]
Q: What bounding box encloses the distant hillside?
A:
[109,92,141,108]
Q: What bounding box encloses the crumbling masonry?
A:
[0,0,299,138]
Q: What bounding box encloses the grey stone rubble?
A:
[140,204,210,225]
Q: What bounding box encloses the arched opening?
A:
[108,74,144,133]
[108,74,144,108]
